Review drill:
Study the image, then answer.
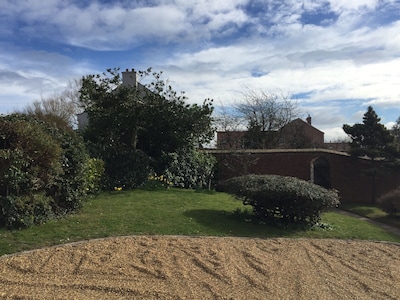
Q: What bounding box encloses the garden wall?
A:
[207,149,400,204]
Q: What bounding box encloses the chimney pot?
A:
[306,115,311,125]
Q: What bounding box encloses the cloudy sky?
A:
[1,0,400,141]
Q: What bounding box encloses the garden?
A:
[1,68,399,298]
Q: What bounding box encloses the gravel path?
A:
[0,236,399,299]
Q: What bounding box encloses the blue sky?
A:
[1,0,400,141]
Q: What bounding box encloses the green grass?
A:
[1,189,399,256]
[340,203,400,228]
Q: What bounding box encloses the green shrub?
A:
[0,114,92,228]
[48,129,90,213]
[0,118,62,196]
[221,174,340,226]
[141,173,173,190]
[83,158,105,194]
[102,148,151,190]
[0,193,54,229]
[377,188,400,215]
[164,148,216,190]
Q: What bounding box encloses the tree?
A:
[79,68,215,189]
[236,88,299,149]
[343,106,396,160]
[343,106,398,203]
[391,117,400,151]
[20,80,81,130]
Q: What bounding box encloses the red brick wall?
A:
[208,149,400,204]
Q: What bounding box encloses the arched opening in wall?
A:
[310,157,331,189]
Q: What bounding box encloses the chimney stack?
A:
[306,115,311,125]
[122,68,137,87]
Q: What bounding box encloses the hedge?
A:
[221,174,340,226]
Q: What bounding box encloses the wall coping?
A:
[203,148,350,157]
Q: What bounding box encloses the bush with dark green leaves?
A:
[377,188,400,215]
[164,148,216,190]
[0,114,97,228]
[221,174,340,226]
[99,147,151,190]
[0,193,54,228]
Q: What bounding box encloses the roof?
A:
[282,118,324,134]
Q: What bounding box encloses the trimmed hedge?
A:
[221,174,340,226]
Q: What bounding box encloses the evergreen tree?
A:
[343,106,398,203]
[343,106,396,160]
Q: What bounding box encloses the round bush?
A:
[221,174,340,226]
[377,188,400,215]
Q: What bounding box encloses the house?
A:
[217,116,324,150]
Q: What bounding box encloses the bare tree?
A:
[214,101,245,149]
[236,88,299,131]
[21,79,81,129]
[235,88,300,148]
[213,102,260,176]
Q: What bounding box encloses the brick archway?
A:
[310,157,331,188]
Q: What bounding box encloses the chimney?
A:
[306,115,311,125]
[122,68,137,87]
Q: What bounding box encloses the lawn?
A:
[1,189,399,256]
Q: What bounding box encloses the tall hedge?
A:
[0,114,97,228]
[221,174,340,226]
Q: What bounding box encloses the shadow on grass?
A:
[374,215,400,228]
[349,207,378,216]
[183,208,311,238]
[340,203,400,229]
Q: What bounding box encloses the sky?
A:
[1,0,400,142]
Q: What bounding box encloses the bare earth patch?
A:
[0,236,399,299]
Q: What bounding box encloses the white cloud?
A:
[329,0,379,12]
[0,0,253,50]
[1,0,400,141]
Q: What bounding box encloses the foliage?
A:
[343,106,397,160]
[0,116,62,197]
[377,188,400,216]
[221,174,340,226]
[101,147,151,190]
[83,158,105,194]
[0,193,53,228]
[0,114,91,228]
[164,148,217,190]
[142,174,173,190]
[47,126,90,213]
[343,106,399,203]
[79,68,214,188]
